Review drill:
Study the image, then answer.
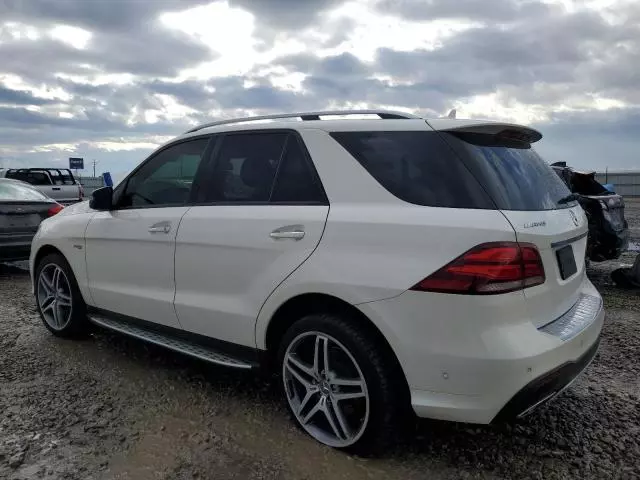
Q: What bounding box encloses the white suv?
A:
[30,110,603,453]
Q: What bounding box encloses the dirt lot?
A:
[1,201,639,480]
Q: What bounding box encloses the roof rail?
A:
[185,109,422,133]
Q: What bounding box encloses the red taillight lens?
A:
[79,185,84,198]
[411,242,545,295]
[47,204,64,217]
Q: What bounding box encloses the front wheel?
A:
[278,313,408,454]
[35,253,88,338]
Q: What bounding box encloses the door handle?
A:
[270,225,305,241]
[52,187,61,190]
[148,222,171,234]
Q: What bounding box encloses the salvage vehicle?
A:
[551,162,629,261]
[30,110,603,453]
[0,178,63,262]
[0,168,84,204]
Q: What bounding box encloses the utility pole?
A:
[92,159,98,178]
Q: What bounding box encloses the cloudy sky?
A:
[0,0,638,180]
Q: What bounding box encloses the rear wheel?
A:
[35,253,88,337]
[278,313,408,454]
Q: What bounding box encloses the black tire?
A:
[34,252,88,338]
[277,313,410,455]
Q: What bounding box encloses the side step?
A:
[88,314,253,369]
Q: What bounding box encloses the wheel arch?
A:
[263,293,409,393]
[32,243,92,306]
[33,244,65,270]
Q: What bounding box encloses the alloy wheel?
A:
[37,264,73,331]
[283,331,370,447]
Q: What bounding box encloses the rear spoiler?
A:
[427,120,542,144]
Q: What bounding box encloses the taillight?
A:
[411,242,545,295]
[79,185,84,198]
[47,204,64,217]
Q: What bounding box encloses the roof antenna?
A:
[447,109,456,119]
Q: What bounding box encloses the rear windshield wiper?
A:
[557,193,580,205]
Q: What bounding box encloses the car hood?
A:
[57,200,93,216]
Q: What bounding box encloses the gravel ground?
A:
[1,201,639,480]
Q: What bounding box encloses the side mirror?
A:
[89,186,113,210]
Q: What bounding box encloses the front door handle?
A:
[270,225,305,241]
[148,222,171,234]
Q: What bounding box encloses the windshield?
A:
[0,180,50,201]
[442,132,577,211]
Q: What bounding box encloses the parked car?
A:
[30,110,603,453]
[0,168,84,204]
[0,178,63,262]
[551,162,629,261]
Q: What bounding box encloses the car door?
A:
[85,136,212,328]
[174,131,329,347]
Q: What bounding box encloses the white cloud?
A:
[49,25,92,49]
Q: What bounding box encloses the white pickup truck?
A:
[0,168,84,204]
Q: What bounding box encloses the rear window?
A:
[330,131,494,209]
[443,132,576,211]
[0,181,50,201]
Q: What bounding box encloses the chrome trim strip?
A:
[550,231,588,249]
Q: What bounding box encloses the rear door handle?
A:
[52,187,61,191]
[148,222,171,234]
[270,225,305,240]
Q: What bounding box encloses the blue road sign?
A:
[69,157,84,169]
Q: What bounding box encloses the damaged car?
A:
[551,162,629,261]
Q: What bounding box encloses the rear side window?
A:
[271,136,326,203]
[208,133,288,202]
[442,132,575,211]
[330,131,493,209]
[201,132,326,204]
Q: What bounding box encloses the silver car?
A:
[0,178,63,262]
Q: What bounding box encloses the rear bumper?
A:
[357,276,604,424]
[492,336,600,422]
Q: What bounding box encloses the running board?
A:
[88,314,254,369]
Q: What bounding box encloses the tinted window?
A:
[120,138,209,208]
[207,133,287,202]
[331,131,493,209]
[26,172,52,185]
[271,136,326,203]
[0,180,50,201]
[442,132,575,211]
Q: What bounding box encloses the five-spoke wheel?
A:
[37,263,73,330]
[35,253,87,337]
[279,313,407,453]
[283,331,369,447]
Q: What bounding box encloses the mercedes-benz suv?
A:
[30,110,603,453]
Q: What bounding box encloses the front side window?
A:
[119,138,209,208]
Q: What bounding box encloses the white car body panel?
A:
[499,205,589,326]
[30,201,95,303]
[174,205,329,347]
[84,208,189,329]
[254,203,519,349]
